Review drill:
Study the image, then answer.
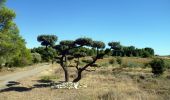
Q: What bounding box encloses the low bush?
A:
[81,58,93,63]
[122,62,144,68]
[116,57,122,65]
[149,58,166,76]
[40,75,57,82]
[32,53,42,63]
[164,59,170,69]
[109,58,116,65]
[100,62,110,67]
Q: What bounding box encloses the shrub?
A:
[81,58,93,63]
[109,58,116,65]
[32,53,42,63]
[122,62,144,68]
[9,49,32,67]
[142,51,151,58]
[100,62,110,67]
[164,59,170,69]
[116,57,122,65]
[40,75,57,82]
[149,58,165,76]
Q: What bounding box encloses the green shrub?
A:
[149,58,165,76]
[40,75,57,82]
[81,58,93,63]
[122,62,144,68]
[32,53,42,63]
[116,57,122,65]
[142,51,151,58]
[164,59,170,69]
[109,58,116,65]
[100,62,110,67]
[8,49,32,67]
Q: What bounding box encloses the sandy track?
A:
[0,64,50,89]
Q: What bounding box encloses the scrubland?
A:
[0,57,170,100]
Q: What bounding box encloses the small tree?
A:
[73,39,106,82]
[37,35,57,50]
[108,42,122,56]
[37,35,58,63]
[54,40,76,82]
[37,35,109,82]
[54,38,108,82]
[149,58,165,76]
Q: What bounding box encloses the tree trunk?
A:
[73,57,98,82]
[73,69,82,82]
[63,67,69,82]
[60,55,69,82]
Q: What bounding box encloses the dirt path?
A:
[0,64,51,89]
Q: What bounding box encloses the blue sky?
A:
[6,0,170,55]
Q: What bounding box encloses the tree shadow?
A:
[0,80,65,93]
[0,86,32,93]
[37,79,53,83]
[33,80,64,89]
[0,81,32,93]
[6,81,20,87]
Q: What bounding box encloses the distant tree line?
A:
[108,42,154,57]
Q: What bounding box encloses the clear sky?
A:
[6,0,170,55]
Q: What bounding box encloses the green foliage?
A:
[74,52,87,58]
[164,59,170,69]
[31,47,56,62]
[100,62,110,67]
[0,7,16,32]
[5,48,32,67]
[142,51,151,58]
[75,37,93,46]
[116,57,122,65]
[60,40,75,47]
[122,62,144,68]
[74,47,96,56]
[32,53,42,63]
[0,3,32,67]
[40,75,57,82]
[108,42,121,50]
[108,41,154,57]
[144,47,154,56]
[149,58,166,76]
[92,41,105,49]
[37,35,58,48]
[82,58,93,63]
[109,58,116,65]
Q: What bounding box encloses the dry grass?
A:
[0,58,170,100]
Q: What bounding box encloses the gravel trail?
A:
[0,64,50,89]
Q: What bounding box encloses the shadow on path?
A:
[0,86,32,92]
[0,80,64,93]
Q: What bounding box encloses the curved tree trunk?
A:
[63,67,69,82]
[73,69,82,82]
[73,57,98,83]
[60,55,69,82]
